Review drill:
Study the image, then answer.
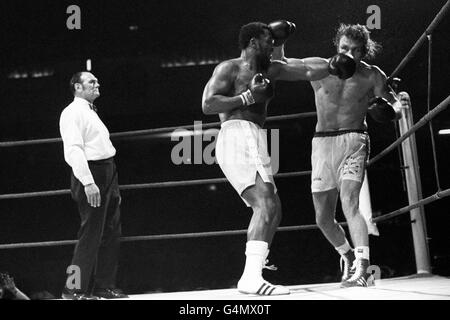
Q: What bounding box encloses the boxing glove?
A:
[328,53,356,79]
[268,20,296,46]
[241,73,273,106]
[367,97,397,123]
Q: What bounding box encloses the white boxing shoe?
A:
[237,278,290,296]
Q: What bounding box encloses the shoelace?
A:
[347,260,366,282]
[340,256,357,280]
[263,259,278,271]
[340,256,357,271]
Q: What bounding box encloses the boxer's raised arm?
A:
[373,66,399,105]
[368,66,402,123]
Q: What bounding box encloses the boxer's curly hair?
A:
[239,22,270,50]
[333,23,381,60]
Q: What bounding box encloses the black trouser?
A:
[66,157,122,293]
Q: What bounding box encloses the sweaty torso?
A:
[311,61,376,132]
[219,58,274,128]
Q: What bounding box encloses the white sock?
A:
[335,239,352,256]
[354,246,370,260]
[264,249,270,262]
[241,241,268,280]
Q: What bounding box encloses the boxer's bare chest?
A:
[318,73,373,105]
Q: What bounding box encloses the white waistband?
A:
[220,119,261,130]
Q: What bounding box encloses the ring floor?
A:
[58,274,450,300]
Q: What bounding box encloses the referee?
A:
[59,72,127,300]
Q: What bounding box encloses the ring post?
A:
[397,92,431,274]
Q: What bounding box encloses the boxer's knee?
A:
[315,212,334,230]
[340,180,362,215]
[340,193,360,219]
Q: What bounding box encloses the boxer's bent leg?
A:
[339,179,372,287]
[311,135,350,248]
[339,132,369,248]
[241,172,281,246]
[312,189,348,247]
[340,179,368,247]
[237,173,288,295]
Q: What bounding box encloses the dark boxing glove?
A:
[240,73,273,106]
[367,97,397,123]
[268,20,296,46]
[328,53,356,79]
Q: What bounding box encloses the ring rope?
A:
[389,0,450,80]
[0,112,317,148]
[2,188,450,250]
[368,95,450,166]
[0,171,311,200]
[120,171,311,190]
[0,224,334,250]
[426,34,442,191]
[372,188,450,223]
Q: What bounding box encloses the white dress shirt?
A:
[59,97,116,186]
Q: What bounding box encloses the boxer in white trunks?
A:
[202,20,355,295]
[277,23,401,287]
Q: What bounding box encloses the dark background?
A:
[0,0,449,298]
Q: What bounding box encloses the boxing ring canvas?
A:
[75,275,449,300]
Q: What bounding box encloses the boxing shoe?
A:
[237,277,290,296]
[340,258,374,288]
[340,249,356,282]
